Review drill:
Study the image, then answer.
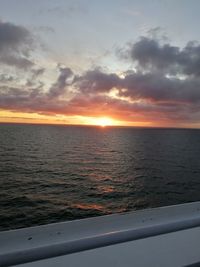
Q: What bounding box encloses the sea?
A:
[0,123,200,231]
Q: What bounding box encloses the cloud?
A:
[0,21,34,69]
[121,72,200,104]
[48,66,74,98]
[32,68,45,78]
[0,54,34,69]
[1,33,200,127]
[75,68,121,94]
[0,74,14,83]
[73,68,200,105]
[128,37,200,76]
[1,65,200,126]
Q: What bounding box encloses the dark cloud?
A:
[48,66,74,98]
[0,21,30,50]
[75,69,121,94]
[73,68,200,105]
[0,21,34,69]
[121,72,200,104]
[128,37,200,76]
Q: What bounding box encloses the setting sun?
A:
[96,117,114,127]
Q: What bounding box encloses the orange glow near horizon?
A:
[2,109,193,128]
[0,110,127,127]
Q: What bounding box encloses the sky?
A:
[0,0,200,127]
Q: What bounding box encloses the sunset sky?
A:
[1,0,200,127]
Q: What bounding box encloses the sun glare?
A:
[96,117,113,127]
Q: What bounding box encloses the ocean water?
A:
[0,123,200,231]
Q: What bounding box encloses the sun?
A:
[96,117,113,127]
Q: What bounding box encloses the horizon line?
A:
[0,121,199,130]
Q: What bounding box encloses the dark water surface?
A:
[0,123,200,231]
